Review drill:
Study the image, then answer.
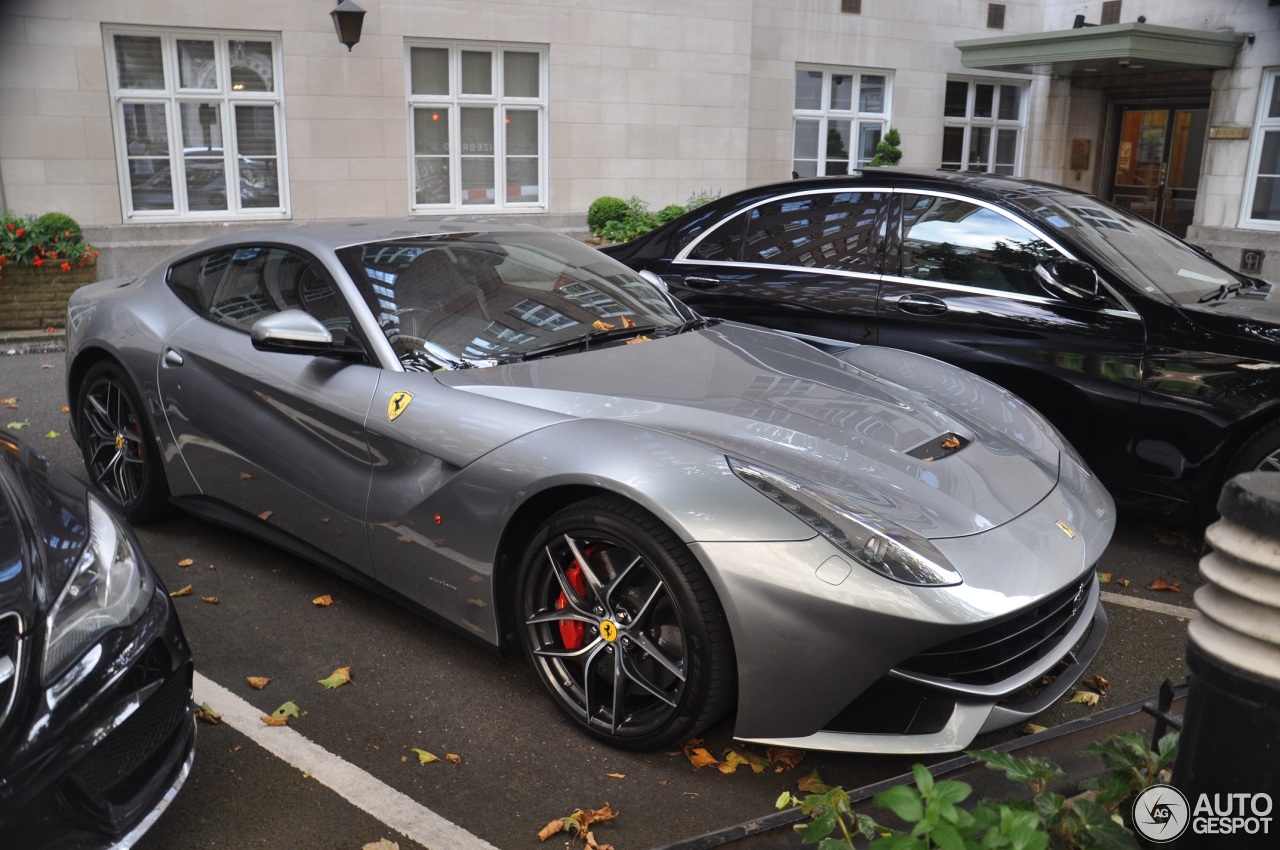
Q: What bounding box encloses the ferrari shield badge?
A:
[388,391,413,421]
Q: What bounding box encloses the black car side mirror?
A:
[1035,258,1104,303]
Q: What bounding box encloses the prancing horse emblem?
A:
[388,391,413,421]
[1056,520,1076,539]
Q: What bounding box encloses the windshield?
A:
[338,231,692,370]
[1022,194,1249,304]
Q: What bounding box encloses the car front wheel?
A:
[517,496,734,750]
[74,360,172,522]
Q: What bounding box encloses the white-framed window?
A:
[104,27,286,220]
[792,66,892,177]
[1243,68,1280,229]
[940,77,1027,175]
[407,41,548,211]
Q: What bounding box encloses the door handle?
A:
[895,294,948,316]
[163,348,184,367]
[682,276,722,290]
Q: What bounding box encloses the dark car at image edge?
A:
[0,435,194,848]
[604,169,1280,519]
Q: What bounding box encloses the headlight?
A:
[42,494,153,686]
[728,457,962,587]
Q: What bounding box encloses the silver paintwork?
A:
[65,220,1115,753]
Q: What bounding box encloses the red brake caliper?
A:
[556,545,600,649]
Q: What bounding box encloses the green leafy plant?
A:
[587,189,720,242]
[587,196,629,235]
[868,128,903,167]
[777,732,1178,850]
[1,210,98,277]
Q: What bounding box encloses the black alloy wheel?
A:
[75,361,171,522]
[518,496,734,750]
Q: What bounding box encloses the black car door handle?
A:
[683,276,722,290]
[895,294,948,316]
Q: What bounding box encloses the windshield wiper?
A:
[1197,284,1237,303]
[496,325,661,363]
[1198,278,1274,304]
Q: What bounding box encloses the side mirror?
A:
[251,309,336,354]
[1035,258,1103,303]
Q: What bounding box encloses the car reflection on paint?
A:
[64,220,1112,754]
[0,436,194,847]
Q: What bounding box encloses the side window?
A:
[730,192,885,272]
[167,246,356,338]
[899,194,1056,296]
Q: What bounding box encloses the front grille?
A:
[897,573,1094,687]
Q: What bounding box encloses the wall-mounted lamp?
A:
[331,0,366,51]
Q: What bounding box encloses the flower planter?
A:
[0,264,97,331]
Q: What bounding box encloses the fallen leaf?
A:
[540,804,617,841]
[195,702,222,724]
[178,558,194,567]
[718,748,768,774]
[1089,674,1111,692]
[621,315,636,328]
[258,510,273,521]
[201,595,219,604]
[240,472,256,480]
[261,715,289,727]
[1116,578,1131,588]
[445,753,462,764]
[397,536,413,543]
[59,405,69,414]
[682,739,720,770]
[362,840,399,850]
[44,430,59,438]
[264,700,301,725]
[0,397,17,409]
[624,335,652,345]
[606,772,625,779]
[796,769,830,793]
[318,666,352,689]
[1067,690,1101,707]
[592,319,617,331]
[537,820,568,842]
[1021,723,1048,734]
[1148,577,1182,593]
[411,748,439,764]
[169,584,193,597]
[320,517,331,524]
[767,748,805,772]
[1097,571,1113,584]
[247,676,271,690]
[6,421,28,430]
[40,363,53,369]
[313,594,334,606]
[941,436,960,449]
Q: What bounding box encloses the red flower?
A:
[5,222,12,231]
[32,257,45,266]
[15,228,25,237]
[92,251,100,259]
[60,261,72,272]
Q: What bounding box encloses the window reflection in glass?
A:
[177,40,216,89]
[411,47,450,95]
[115,35,164,89]
[740,192,885,272]
[795,70,823,110]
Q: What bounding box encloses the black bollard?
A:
[1168,472,1280,848]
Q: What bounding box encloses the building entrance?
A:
[1108,105,1208,238]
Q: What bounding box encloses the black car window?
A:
[168,246,357,339]
[691,191,884,272]
[899,194,1058,296]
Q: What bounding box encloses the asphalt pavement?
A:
[0,344,1204,850]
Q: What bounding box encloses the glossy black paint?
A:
[0,436,194,847]
[605,170,1280,516]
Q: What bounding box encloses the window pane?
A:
[859,75,885,113]
[235,105,279,208]
[794,118,820,159]
[901,196,1053,294]
[413,106,451,203]
[229,41,275,92]
[969,126,991,169]
[994,129,1018,175]
[504,51,539,97]
[177,40,216,89]
[180,102,227,210]
[180,101,224,152]
[1251,131,1280,221]
[742,192,884,271]
[998,85,1021,120]
[415,158,450,205]
[1270,76,1280,119]
[940,126,965,170]
[414,107,449,155]
[461,51,492,95]
[795,70,823,110]
[944,80,968,118]
[826,120,851,175]
[234,104,276,156]
[115,35,164,89]
[506,156,538,202]
[125,103,172,210]
[460,107,494,205]
[506,110,537,155]
[411,47,450,95]
[830,74,853,111]
[858,122,882,167]
[973,84,994,118]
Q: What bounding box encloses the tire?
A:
[74,360,173,523]
[516,495,735,750]
[1229,422,1280,478]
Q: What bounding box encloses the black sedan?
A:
[0,436,194,847]
[605,170,1280,517]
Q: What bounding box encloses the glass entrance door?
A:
[1109,106,1207,238]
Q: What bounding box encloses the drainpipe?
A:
[1172,472,1280,843]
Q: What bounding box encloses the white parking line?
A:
[1101,590,1199,620]
[194,673,499,850]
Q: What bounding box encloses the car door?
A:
[661,189,889,349]
[156,244,379,572]
[875,190,1147,478]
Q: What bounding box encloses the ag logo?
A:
[387,391,413,421]
[1132,784,1190,843]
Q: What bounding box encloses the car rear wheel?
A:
[75,361,172,522]
[1230,422,1280,478]
[517,495,734,750]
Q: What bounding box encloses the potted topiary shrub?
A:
[0,210,99,331]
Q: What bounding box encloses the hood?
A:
[0,438,90,625]
[1183,292,1280,347]
[437,324,1061,538]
